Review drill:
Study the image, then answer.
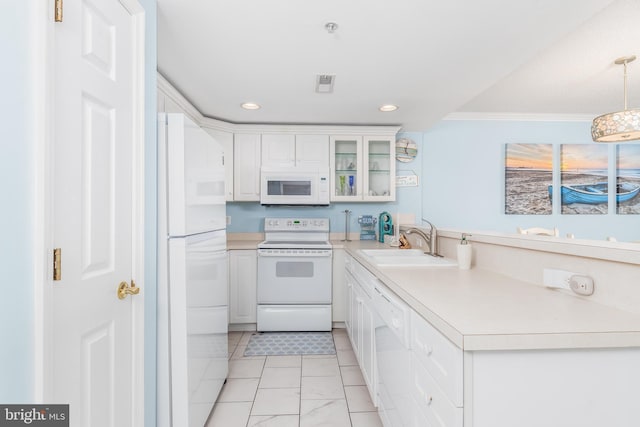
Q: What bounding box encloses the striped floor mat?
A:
[244,332,336,356]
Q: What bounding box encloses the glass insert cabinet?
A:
[329,135,396,202]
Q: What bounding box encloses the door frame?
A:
[34,1,146,425]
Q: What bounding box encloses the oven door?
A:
[257,249,332,303]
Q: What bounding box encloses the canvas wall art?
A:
[505,143,553,215]
[616,144,640,214]
[558,144,608,215]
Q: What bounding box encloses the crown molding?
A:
[444,112,594,122]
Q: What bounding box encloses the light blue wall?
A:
[421,119,640,241]
[227,132,424,235]
[0,1,35,401]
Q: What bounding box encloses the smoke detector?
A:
[316,74,335,93]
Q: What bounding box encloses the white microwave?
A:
[260,167,330,206]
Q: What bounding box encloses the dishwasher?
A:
[373,280,414,427]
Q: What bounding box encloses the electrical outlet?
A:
[544,268,594,296]
[569,275,594,296]
[226,215,231,225]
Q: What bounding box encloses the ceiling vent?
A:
[315,74,335,93]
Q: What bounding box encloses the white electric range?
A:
[257,218,333,331]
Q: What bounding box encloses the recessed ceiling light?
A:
[241,102,261,110]
[379,104,398,112]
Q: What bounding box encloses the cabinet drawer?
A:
[412,353,463,427]
[411,311,463,407]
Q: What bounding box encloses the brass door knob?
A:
[117,280,140,300]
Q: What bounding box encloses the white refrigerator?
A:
[157,113,228,427]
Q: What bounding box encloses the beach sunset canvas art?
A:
[559,144,608,215]
[616,144,640,214]
[505,143,552,214]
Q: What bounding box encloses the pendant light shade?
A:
[591,56,640,143]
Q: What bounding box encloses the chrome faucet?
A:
[402,220,439,257]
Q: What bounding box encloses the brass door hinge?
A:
[55,0,63,22]
[53,248,62,281]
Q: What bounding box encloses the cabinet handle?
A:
[426,395,433,405]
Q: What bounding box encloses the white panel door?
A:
[228,250,257,324]
[261,134,295,167]
[295,134,330,168]
[52,1,143,426]
[233,133,261,201]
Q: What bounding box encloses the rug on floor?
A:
[244,332,336,356]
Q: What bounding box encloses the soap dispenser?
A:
[457,233,472,270]
[378,212,393,243]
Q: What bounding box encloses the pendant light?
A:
[591,56,640,142]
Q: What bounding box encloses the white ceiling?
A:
[157,0,640,132]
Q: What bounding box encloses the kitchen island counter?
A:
[343,239,640,351]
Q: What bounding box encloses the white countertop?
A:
[343,240,640,351]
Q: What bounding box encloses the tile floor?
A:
[206,328,384,427]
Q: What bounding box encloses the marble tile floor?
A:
[206,328,383,427]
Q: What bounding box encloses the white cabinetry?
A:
[228,250,257,324]
[332,248,346,323]
[345,254,640,427]
[411,311,463,427]
[261,134,295,167]
[203,127,234,201]
[233,133,261,201]
[261,134,329,168]
[344,254,377,402]
[330,135,395,202]
[295,134,330,168]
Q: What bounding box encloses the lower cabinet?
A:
[344,256,376,403]
[345,253,640,427]
[228,250,257,325]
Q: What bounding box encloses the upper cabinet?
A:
[261,134,329,168]
[295,135,330,168]
[330,135,395,202]
[203,127,234,201]
[364,136,396,201]
[233,133,261,201]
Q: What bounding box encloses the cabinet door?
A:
[363,136,395,201]
[228,250,257,324]
[204,128,234,201]
[330,135,363,201]
[332,249,346,322]
[296,134,329,168]
[344,270,356,341]
[233,133,261,201]
[360,300,376,403]
[261,134,295,167]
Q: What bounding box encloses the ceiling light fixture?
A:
[241,102,260,110]
[379,104,398,112]
[325,22,338,33]
[591,56,640,142]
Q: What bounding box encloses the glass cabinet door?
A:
[330,136,362,201]
[364,136,395,201]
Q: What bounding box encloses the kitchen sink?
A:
[359,249,425,257]
[358,249,458,267]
